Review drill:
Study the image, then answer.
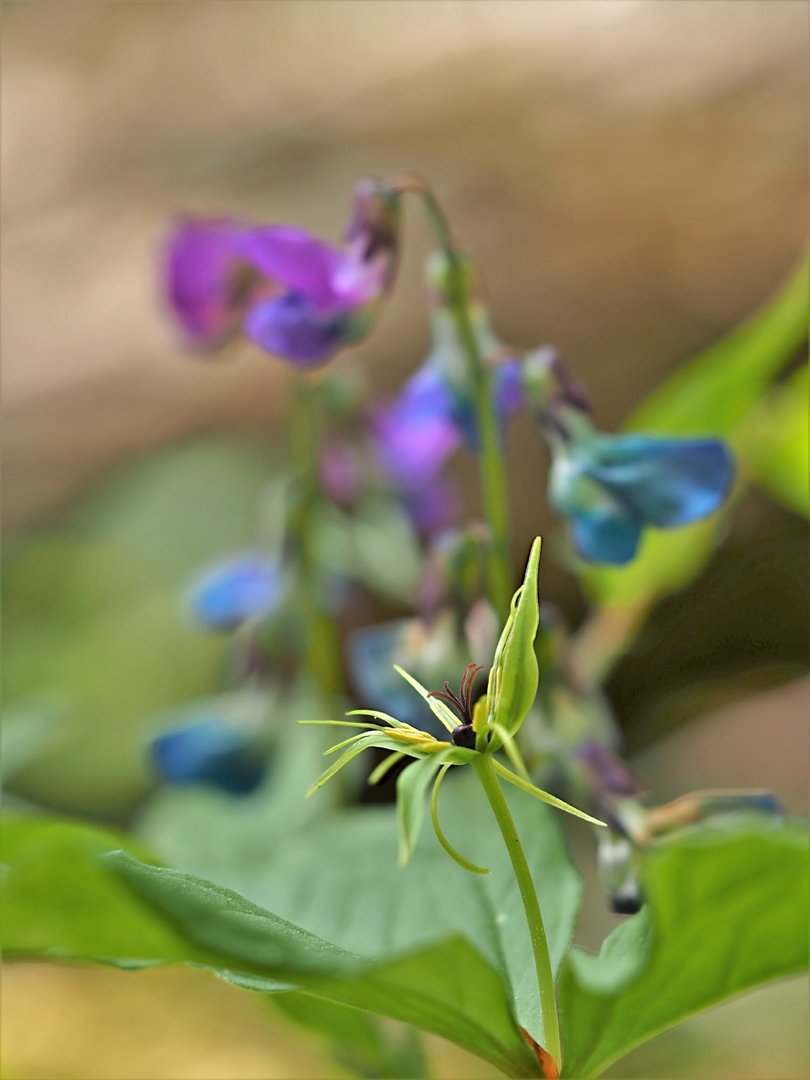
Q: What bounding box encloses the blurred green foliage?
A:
[2,439,278,813]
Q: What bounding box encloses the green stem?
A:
[473,753,562,1071]
[419,190,514,620]
[289,373,345,700]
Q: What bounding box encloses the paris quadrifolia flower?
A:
[165,178,400,366]
[300,538,606,870]
[523,350,735,564]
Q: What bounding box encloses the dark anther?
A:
[452,724,477,750]
[428,663,484,727]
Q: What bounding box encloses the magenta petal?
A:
[244,293,345,366]
[165,219,247,345]
[235,226,344,309]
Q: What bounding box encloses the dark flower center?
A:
[428,663,483,746]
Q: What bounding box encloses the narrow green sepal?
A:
[394,665,458,733]
[430,764,491,875]
[492,759,607,826]
[397,750,455,866]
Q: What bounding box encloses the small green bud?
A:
[486,537,542,747]
[521,347,557,410]
[425,249,475,307]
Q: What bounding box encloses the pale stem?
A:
[289,372,346,699]
[473,752,562,1071]
[408,182,514,621]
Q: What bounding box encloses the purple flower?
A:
[165,179,400,367]
[372,357,524,493]
[372,364,461,491]
[318,437,362,506]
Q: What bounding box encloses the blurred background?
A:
[2,2,808,1078]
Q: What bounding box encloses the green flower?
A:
[301,538,604,870]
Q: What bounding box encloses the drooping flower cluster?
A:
[166,179,400,366]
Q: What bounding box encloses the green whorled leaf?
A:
[626,257,808,437]
[0,814,539,1075]
[396,748,456,866]
[0,817,240,973]
[139,766,582,1052]
[579,259,808,611]
[560,819,809,1079]
[564,907,653,997]
[739,364,809,518]
[272,993,430,1079]
[105,851,363,975]
[103,852,543,1076]
[489,538,542,744]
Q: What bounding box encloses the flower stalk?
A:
[289,372,345,699]
[392,174,514,620]
[472,752,562,1074]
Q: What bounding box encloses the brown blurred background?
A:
[2,2,808,1078]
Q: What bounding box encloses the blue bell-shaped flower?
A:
[151,719,265,795]
[545,408,734,565]
[186,554,282,631]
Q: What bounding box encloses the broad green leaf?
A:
[579,259,808,610]
[560,820,809,1078]
[0,817,235,972]
[272,994,430,1079]
[490,538,542,741]
[0,813,541,1076]
[740,364,809,518]
[627,257,808,437]
[107,850,541,1077]
[396,749,454,866]
[139,766,581,1050]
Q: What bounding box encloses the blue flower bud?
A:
[186,554,282,631]
[151,720,265,795]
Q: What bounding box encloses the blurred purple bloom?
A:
[403,472,461,537]
[319,438,362,506]
[372,358,524,493]
[165,179,400,367]
[577,740,645,800]
[187,554,282,631]
[372,365,461,491]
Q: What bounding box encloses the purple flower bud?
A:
[577,740,646,799]
[164,179,400,367]
[319,438,362,506]
[403,472,461,537]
